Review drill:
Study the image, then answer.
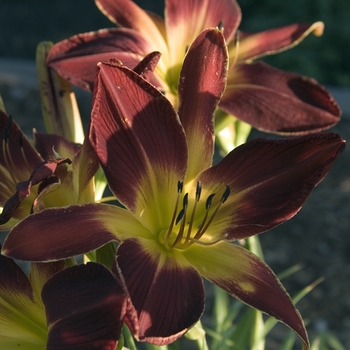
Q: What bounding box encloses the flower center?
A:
[161,181,230,250]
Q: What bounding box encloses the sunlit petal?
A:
[47,28,154,91]
[95,0,168,55]
[221,62,340,134]
[236,22,324,61]
[90,60,188,231]
[178,28,228,181]
[183,241,309,349]
[166,0,241,68]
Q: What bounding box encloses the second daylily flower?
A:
[47,0,340,139]
[0,251,126,349]
[2,29,345,348]
[0,110,98,230]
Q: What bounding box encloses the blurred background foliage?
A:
[0,0,348,86]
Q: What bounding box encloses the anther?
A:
[177,180,183,193]
[217,20,224,32]
[196,181,202,201]
[206,193,215,210]
[175,208,184,225]
[221,185,230,203]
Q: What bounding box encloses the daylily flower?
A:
[0,250,126,349]
[46,0,340,141]
[0,110,98,230]
[2,29,345,348]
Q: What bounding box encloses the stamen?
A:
[170,193,188,248]
[163,181,183,245]
[183,181,202,246]
[193,186,231,243]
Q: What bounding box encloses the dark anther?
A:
[217,21,224,32]
[175,208,185,225]
[206,193,215,210]
[221,185,230,203]
[196,181,202,201]
[183,193,188,208]
[177,180,183,193]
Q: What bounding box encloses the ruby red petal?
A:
[197,133,345,240]
[2,204,118,261]
[222,62,340,134]
[237,22,324,61]
[47,28,153,91]
[43,262,126,350]
[90,61,187,213]
[116,238,205,345]
[166,0,241,60]
[178,28,228,180]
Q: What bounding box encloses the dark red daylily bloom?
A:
[0,110,98,230]
[2,29,345,348]
[47,0,340,136]
[0,250,126,349]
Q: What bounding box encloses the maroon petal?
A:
[132,51,162,83]
[95,0,168,57]
[0,158,71,225]
[34,131,81,160]
[197,133,345,240]
[184,242,309,349]
[42,262,126,350]
[2,203,145,261]
[116,238,205,345]
[47,28,154,91]
[221,61,340,134]
[166,0,241,64]
[237,22,324,61]
[90,60,187,214]
[178,28,228,181]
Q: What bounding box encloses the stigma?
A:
[162,181,230,250]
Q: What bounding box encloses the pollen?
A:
[162,181,230,250]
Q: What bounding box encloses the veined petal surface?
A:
[221,62,340,134]
[165,0,241,68]
[47,28,153,91]
[178,28,228,181]
[0,254,51,348]
[42,262,126,350]
[195,133,345,240]
[2,203,149,261]
[90,60,188,231]
[236,22,324,61]
[95,0,168,56]
[183,241,309,349]
[116,238,204,345]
